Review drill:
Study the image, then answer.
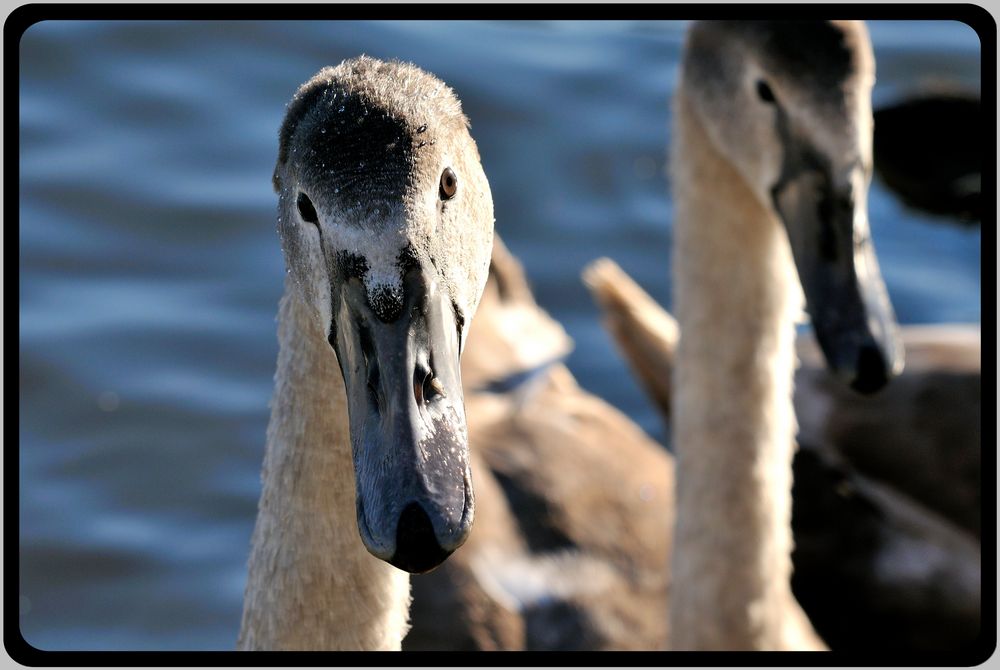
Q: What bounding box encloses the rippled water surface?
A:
[19,19,981,650]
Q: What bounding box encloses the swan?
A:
[584,257,981,650]
[405,234,672,650]
[669,20,903,650]
[237,56,495,650]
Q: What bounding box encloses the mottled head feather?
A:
[275,56,470,191]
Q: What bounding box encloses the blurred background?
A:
[19,20,981,651]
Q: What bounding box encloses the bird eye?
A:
[439,168,458,200]
[297,192,319,225]
[756,79,776,104]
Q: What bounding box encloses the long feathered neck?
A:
[237,276,410,650]
[669,89,819,650]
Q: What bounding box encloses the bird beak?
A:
[772,162,904,393]
[329,263,473,573]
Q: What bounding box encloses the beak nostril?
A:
[414,368,444,405]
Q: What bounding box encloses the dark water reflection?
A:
[19,19,981,650]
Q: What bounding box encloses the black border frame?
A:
[7,4,996,667]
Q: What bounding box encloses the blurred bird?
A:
[873,92,981,222]
[583,256,981,651]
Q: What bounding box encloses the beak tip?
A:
[388,549,455,575]
[846,341,897,395]
[387,501,461,574]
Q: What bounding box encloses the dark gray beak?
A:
[772,162,904,394]
[329,262,473,573]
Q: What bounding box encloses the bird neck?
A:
[668,89,816,650]
[237,276,410,650]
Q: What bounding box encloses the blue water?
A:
[18,20,982,651]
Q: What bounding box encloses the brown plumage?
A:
[405,235,672,650]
